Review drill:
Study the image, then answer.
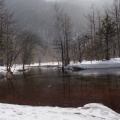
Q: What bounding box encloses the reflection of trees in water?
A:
[62,74,71,106]
[62,73,88,106]
[61,72,120,110]
[62,71,83,106]
[0,76,21,103]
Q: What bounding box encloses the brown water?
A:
[0,67,120,113]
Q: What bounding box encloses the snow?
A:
[0,103,119,120]
[30,62,62,67]
[30,58,120,70]
[68,58,120,69]
[0,62,61,76]
[0,58,120,76]
[0,65,29,76]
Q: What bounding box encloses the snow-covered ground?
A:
[68,58,120,69]
[30,62,62,67]
[0,103,119,120]
[0,62,60,73]
[0,65,29,76]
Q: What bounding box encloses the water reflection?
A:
[0,67,120,113]
[0,76,22,104]
[62,74,71,106]
[72,68,120,76]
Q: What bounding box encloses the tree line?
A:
[53,0,120,67]
[1,0,120,74]
[0,0,41,74]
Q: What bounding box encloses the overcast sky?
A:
[66,0,114,6]
[46,0,114,8]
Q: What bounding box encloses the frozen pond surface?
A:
[0,67,120,113]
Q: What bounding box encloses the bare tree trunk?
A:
[61,41,64,73]
[53,4,72,71]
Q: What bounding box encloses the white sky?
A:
[45,0,114,6]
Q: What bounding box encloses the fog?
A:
[5,0,114,34]
[4,0,115,62]
[46,0,114,7]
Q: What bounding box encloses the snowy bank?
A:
[31,62,61,66]
[0,103,119,120]
[0,62,61,76]
[68,58,120,69]
[0,65,29,76]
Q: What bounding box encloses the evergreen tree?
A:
[101,12,116,60]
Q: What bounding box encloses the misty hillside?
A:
[5,0,54,39]
[4,0,93,37]
[3,0,114,62]
[5,0,114,38]
[4,0,56,62]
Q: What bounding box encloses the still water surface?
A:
[0,67,120,113]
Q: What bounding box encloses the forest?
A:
[0,0,120,72]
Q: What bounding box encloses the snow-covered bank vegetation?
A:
[0,65,29,77]
[0,103,119,120]
[67,58,120,70]
[1,58,120,76]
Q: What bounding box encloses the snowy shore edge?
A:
[67,58,120,70]
[0,103,120,120]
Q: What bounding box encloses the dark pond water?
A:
[0,67,120,113]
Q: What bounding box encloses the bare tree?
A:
[85,5,97,60]
[111,0,120,57]
[18,31,41,70]
[97,10,103,59]
[53,4,73,72]
[0,0,36,74]
[0,0,6,65]
[101,11,116,60]
[0,0,17,72]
